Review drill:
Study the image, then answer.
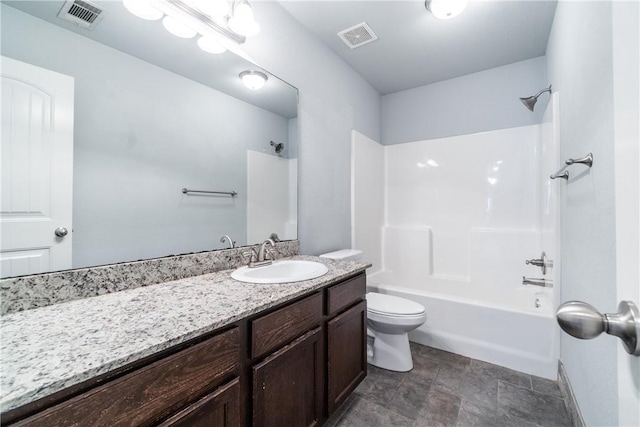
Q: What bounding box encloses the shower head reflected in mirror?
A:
[270,140,284,154]
[520,85,552,111]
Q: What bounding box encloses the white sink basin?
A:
[231,260,329,284]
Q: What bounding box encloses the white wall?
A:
[247,151,297,243]
[1,6,290,268]
[351,131,384,273]
[546,1,619,425]
[240,2,381,255]
[381,56,547,145]
[612,2,640,425]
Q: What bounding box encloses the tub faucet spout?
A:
[522,277,552,287]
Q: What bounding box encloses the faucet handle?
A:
[241,249,257,264]
[525,251,553,275]
[265,247,278,261]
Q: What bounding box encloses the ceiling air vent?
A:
[57,0,106,30]
[337,22,378,50]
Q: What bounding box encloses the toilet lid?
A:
[366,292,425,316]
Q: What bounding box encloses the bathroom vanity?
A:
[0,257,368,426]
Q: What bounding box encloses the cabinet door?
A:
[327,300,367,414]
[253,328,322,427]
[158,378,240,427]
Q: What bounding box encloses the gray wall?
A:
[381,56,547,144]
[546,1,618,425]
[1,5,289,267]
[241,3,382,255]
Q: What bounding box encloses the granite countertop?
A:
[0,256,369,413]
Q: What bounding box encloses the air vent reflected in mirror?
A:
[57,0,106,30]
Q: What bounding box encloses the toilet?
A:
[319,249,427,372]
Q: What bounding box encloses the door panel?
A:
[1,56,74,277]
[252,328,322,427]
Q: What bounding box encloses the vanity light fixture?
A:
[240,70,267,90]
[197,36,227,54]
[228,0,260,36]
[162,15,197,38]
[122,0,259,54]
[425,0,469,20]
[122,0,163,20]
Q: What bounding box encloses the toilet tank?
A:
[319,249,363,261]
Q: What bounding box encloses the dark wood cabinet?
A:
[4,273,368,427]
[158,378,241,427]
[251,292,322,359]
[252,328,323,427]
[12,328,239,427]
[326,300,367,414]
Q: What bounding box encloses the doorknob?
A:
[54,227,68,237]
[556,300,640,356]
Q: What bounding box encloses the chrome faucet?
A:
[245,239,277,268]
[257,238,276,262]
[522,277,553,287]
[220,234,235,249]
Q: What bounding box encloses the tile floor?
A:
[326,342,572,427]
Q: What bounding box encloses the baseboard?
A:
[558,360,586,427]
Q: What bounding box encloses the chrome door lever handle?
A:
[556,300,640,356]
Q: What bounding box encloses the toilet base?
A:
[367,330,413,372]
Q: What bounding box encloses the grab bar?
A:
[182,188,238,197]
[550,152,593,180]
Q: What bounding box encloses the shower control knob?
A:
[54,227,69,238]
[556,300,640,356]
[525,251,552,275]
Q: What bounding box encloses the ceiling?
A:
[279,0,558,95]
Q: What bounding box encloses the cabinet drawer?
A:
[326,274,366,316]
[14,328,239,427]
[158,378,240,427]
[251,293,322,359]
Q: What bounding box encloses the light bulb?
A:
[197,36,227,54]
[162,16,197,38]
[426,0,469,20]
[123,0,163,20]
[228,0,260,36]
[240,71,267,90]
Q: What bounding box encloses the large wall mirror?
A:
[0,1,298,278]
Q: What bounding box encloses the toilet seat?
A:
[366,292,425,317]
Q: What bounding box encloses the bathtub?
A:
[367,271,560,379]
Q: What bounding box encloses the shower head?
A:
[270,140,284,154]
[520,85,552,112]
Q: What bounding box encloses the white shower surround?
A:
[352,96,560,378]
